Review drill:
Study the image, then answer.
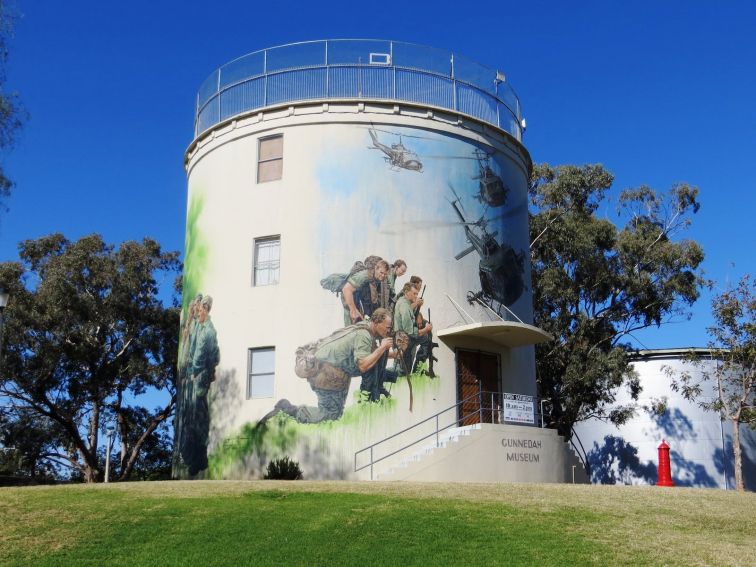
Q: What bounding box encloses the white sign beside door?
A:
[502,393,534,424]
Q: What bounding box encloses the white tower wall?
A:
[176,42,552,481]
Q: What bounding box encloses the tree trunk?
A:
[732,417,744,491]
[86,403,101,483]
[115,387,128,474]
[117,395,175,481]
[117,409,128,473]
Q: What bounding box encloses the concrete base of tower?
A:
[371,424,590,484]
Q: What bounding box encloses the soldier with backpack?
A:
[265,308,396,424]
[320,256,390,325]
[353,258,391,321]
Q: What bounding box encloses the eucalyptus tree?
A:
[529,164,704,441]
[0,233,180,482]
[0,0,25,209]
[669,276,755,491]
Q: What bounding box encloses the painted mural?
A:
[258,259,437,426]
[175,120,532,480]
[174,293,220,477]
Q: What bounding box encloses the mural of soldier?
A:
[408,276,438,376]
[360,328,408,402]
[269,308,396,423]
[394,283,434,374]
[180,295,220,476]
[178,294,203,375]
[383,259,407,311]
[342,258,389,325]
[173,293,203,471]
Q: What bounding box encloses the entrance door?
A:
[457,350,500,425]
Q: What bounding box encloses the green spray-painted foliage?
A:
[182,191,209,312]
[208,371,441,476]
[406,364,443,398]
[207,416,300,479]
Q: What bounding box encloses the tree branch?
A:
[117,394,175,481]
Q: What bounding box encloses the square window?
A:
[248,347,275,399]
[253,236,280,286]
[257,135,283,183]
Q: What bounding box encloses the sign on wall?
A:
[503,393,534,424]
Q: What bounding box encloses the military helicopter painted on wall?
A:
[368,127,423,172]
[472,149,508,208]
[366,128,510,210]
[449,185,525,310]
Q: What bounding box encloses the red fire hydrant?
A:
[657,439,675,487]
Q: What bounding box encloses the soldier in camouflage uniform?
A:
[384,259,407,311]
[393,283,433,374]
[272,309,395,423]
[341,259,389,325]
[180,295,220,476]
[173,293,202,473]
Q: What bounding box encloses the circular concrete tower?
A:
[175,40,559,481]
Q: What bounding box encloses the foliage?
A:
[116,410,174,481]
[0,0,25,208]
[2,482,755,566]
[181,192,208,312]
[263,456,303,480]
[668,275,756,491]
[0,408,58,481]
[529,163,704,440]
[0,233,181,482]
[207,417,299,480]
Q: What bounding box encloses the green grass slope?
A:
[1,481,754,566]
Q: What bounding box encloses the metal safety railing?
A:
[354,390,546,480]
[194,39,523,141]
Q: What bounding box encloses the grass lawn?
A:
[1,481,754,566]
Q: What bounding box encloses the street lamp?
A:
[0,288,9,365]
[104,424,115,483]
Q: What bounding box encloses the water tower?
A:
[175,40,583,482]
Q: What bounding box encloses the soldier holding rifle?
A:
[267,308,399,423]
[393,283,434,375]
[342,259,389,325]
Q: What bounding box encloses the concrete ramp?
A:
[376,423,589,483]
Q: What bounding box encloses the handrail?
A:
[358,390,482,456]
[569,426,591,479]
[195,62,517,123]
[354,390,542,480]
[192,39,524,142]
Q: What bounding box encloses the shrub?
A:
[263,457,303,480]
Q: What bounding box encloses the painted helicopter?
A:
[472,149,508,208]
[449,185,525,310]
[368,127,424,172]
[365,127,510,211]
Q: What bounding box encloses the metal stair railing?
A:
[354,390,506,480]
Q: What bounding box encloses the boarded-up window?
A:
[257,135,283,183]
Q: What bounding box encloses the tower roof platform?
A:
[193,39,524,143]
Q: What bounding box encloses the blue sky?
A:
[1,0,754,349]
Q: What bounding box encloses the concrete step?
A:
[375,424,480,479]
[374,423,591,483]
